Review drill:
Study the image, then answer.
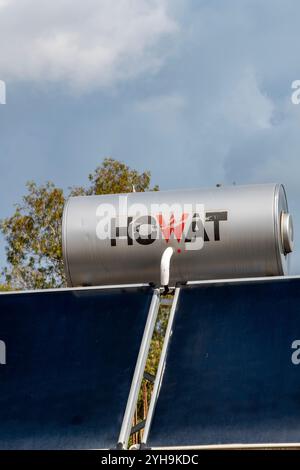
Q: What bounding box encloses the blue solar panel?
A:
[147,277,300,447]
[0,286,153,449]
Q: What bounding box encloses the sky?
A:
[0,0,300,273]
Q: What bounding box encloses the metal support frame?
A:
[141,287,181,447]
[117,289,160,449]
[143,372,155,383]
[130,420,146,436]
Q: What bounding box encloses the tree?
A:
[1,158,158,290]
[87,158,159,195]
[1,181,65,290]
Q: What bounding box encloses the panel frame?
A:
[0,283,149,297]
[144,443,300,450]
[187,273,300,287]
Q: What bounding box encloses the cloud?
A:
[0,0,177,90]
[219,69,274,132]
[136,93,185,114]
[1,0,300,271]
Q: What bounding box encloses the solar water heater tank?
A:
[62,183,293,287]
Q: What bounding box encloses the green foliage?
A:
[88,158,159,195]
[1,181,65,290]
[145,301,170,375]
[0,284,12,292]
[0,158,158,290]
[71,157,159,196]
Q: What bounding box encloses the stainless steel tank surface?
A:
[62,183,293,287]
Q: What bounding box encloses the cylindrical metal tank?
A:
[62,183,293,287]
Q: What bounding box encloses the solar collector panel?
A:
[0,285,154,449]
[146,277,300,448]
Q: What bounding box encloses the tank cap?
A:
[281,212,294,255]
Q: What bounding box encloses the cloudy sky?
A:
[0,0,300,272]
